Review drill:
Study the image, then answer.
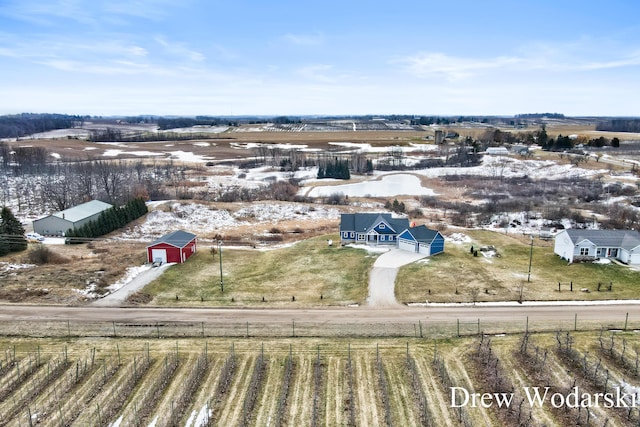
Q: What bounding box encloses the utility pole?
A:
[527,236,534,282]
[218,240,224,292]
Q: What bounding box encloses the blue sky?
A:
[1,0,639,116]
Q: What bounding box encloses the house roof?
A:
[564,229,640,251]
[148,230,197,248]
[44,200,113,223]
[403,225,441,243]
[340,213,409,234]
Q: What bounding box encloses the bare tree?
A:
[94,160,128,204]
[41,165,75,211]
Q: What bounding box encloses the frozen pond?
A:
[304,174,436,198]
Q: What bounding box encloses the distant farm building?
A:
[340,213,410,246]
[33,200,113,236]
[485,147,509,155]
[554,229,640,265]
[397,225,445,255]
[147,230,197,264]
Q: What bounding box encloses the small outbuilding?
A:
[147,230,197,264]
[33,200,113,236]
[397,225,445,256]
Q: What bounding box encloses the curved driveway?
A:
[367,248,428,306]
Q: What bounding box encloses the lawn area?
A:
[395,229,640,303]
[143,234,377,307]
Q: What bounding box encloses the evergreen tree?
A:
[0,235,8,256]
[0,207,27,252]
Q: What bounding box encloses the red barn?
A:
[147,230,197,264]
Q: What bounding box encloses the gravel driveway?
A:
[92,263,174,307]
[366,249,428,307]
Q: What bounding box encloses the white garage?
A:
[151,248,167,264]
[398,239,417,253]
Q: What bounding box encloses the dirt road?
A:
[0,303,638,326]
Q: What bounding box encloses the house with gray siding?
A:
[339,213,409,246]
[33,200,113,236]
[554,229,640,265]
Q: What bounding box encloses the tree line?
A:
[0,156,184,214]
[0,113,82,139]
[88,128,218,143]
[596,119,640,133]
[317,158,350,179]
[157,117,237,130]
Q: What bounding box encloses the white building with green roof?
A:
[33,200,113,236]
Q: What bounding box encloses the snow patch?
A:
[0,262,36,272]
[446,233,472,244]
[185,404,212,427]
[345,244,390,254]
[234,203,339,222]
[108,415,123,427]
[305,174,435,198]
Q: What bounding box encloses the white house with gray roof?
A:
[554,229,640,265]
[33,200,113,236]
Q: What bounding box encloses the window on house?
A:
[381,235,386,241]
[379,224,385,229]
[350,232,354,238]
[580,247,589,256]
[357,234,364,240]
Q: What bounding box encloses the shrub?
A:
[26,246,69,265]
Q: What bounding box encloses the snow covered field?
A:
[118,201,341,241]
[303,173,436,198]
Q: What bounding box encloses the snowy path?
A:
[92,263,174,306]
[366,249,428,307]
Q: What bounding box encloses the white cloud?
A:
[398,45,640,82]
[281,32,324,46]
[578,52,640,71]
[296,64,335,82]
[154,36,205,62]
[0,0,97,25]
[398,52,524,81]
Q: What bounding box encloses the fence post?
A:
[477,318,480,335]
[112,321,117,337]
[457,319,460,337]
[525,316,529,333]
[625,313,629,331]
[419,320,423,338]
[574,313,577,331]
